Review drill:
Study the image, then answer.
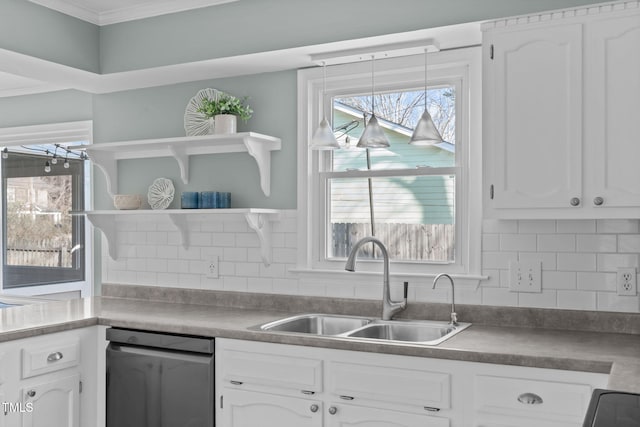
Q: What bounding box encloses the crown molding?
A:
[28,0,239,26]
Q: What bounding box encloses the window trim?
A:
[297,47,482,278]
[0,121,93,298]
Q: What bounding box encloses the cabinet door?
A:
[585,14,640,208]
[22,373,79,427]
[325,403,449,427]
[487,24,583,209]
[221,389,322,427]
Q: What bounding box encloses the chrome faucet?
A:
[432,273,458,326]
[345,236,407,320]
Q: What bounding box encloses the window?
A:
[0,121,92,297]
[297,48,481,276]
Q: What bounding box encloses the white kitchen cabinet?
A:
[0,327,100,427]
[216,338,608,427]
[222,389,322,427]
[483,3,640,218]
[21,373,80,427]
[325,403,449,427]
[216,339,456,426]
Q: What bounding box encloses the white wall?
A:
[101,212,640,313]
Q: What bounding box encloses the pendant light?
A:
[310,61,341,150]
[357,55,390,149]
[409,48,443,145]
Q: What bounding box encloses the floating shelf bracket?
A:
[86,213,118,259]
[167,213,190,249]
[243,135,272,197]
[245,212,277,266]
[168,145,190,185]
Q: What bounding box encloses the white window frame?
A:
[296,47,482,279]
[0,121,93,298]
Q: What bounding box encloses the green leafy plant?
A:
[197,93,253,121]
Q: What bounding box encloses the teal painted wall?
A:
[98,0,608,73]
[0,90,93,127]
[0,0,99,72]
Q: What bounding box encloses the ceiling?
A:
[27,0,239,25]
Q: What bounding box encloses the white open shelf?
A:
[79,208,281,266]
[86,132,281,197]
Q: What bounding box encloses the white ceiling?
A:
[28,0,239,26]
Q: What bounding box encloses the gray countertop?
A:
[1,295,638,393]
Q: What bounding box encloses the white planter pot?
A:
[214,114,237,134]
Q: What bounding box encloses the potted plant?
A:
[197,93,253,134]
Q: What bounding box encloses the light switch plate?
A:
[509,260,542,293]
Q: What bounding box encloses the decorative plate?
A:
[147,178,174,210]
[184,88,223,136]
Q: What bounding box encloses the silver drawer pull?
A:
[424,406,441,412]
[309,404,319,413]
[518,392,543,405]
[26,390,36,398]
[229,380,243,386]
[301,390,315,395]
[47,352,63,362]
[339,395,354,401]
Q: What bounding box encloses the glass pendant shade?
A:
[409,110,443,145]
[410,48,444,146]
[311,117,341,150]
[357,114,390,148]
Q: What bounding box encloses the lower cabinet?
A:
[216,338,608,427]
[0,327,100,427]
[21,373,80,427]
[222,389,322,427]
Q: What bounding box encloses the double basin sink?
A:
[252,313,471,345]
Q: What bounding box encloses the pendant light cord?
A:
[423,48,428,111]
[371,55,375,116]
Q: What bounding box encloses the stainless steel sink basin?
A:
[345,319,471,345]
[252,314,471,345]
[254,313,373,335]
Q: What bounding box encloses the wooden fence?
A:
[6,240,71,267]
[332,222,454,261]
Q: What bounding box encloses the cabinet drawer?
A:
[475,375,593,422]
[221,349,322,394]
[22,339,80,379]
[329,361,451,410]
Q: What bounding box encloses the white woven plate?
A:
[147,178,174,210]
[184,88,223,136]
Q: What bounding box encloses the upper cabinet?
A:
[483,3,640,219]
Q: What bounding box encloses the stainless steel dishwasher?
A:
[106,328,215,427]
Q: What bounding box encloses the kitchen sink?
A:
[252,314,470,345]
[345,319,471,345]
[254,313,374,335]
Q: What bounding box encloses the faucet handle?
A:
[403,282,409,300]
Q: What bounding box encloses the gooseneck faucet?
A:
[345,236,407,320]
[432,273,458,326]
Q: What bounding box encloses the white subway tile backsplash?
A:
[557,253,597,272]
[596,219,639,234]
[556,219,596,234]
[537,234,576,252]
[618,235,640,253]
[102,211,639,313]
[500,234,537,251]
[518,220,556,234]
[597,253,639,272]
[557,290,597,310]
[542,271,577,289]
[577,234,617,252]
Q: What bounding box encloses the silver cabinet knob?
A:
[593,196,604,206]
[570,197,580,206]
[328,406,337,415]
[26,390,36,398]
[310,404,319,413]
[517,392,543,405]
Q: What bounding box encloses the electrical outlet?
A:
[206,256,219,279]
[509,260,542,293]
[617,267,637,296]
